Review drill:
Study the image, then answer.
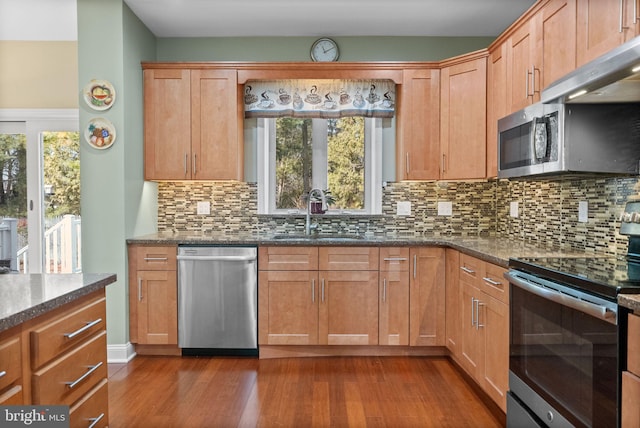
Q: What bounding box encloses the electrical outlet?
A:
[397,201,411,216]
[578,201,588,223]
[510,201,519,218]
[438,201,452,216]
[197,201,211,215]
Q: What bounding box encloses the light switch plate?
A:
[397,201,411,216]
[197,201,211,215]
[438,201,452,216]
[510,201,519,218]
[578,201,588,223]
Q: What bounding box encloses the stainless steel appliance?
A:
[497,102,640,179]
[177,246,258,356]
[505,201,640,427]
[542,35,640,104]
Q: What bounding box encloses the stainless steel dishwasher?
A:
[177,246,258,356]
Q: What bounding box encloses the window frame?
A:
[257,116,382,216]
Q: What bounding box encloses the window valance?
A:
[243,79,395,119]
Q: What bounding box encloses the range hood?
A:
[541,35,640,103]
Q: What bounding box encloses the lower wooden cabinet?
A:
[379,248,410,346]
[2,290,109,425]
[456,253,509,412]
[623,313,640,427]
[128,245,178,348]
[258,270,319,345]
[0,327,23,405]
[409,247,446,346]
[258,246,379,346]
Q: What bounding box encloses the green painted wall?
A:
[156,36,494,62]
[77,0,156,347]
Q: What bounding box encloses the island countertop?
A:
[0,273,117,332]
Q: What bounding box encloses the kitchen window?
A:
[256,116,382,215]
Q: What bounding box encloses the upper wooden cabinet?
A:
[440,53,487,180]
[486,43,508,178]
[397,68,441,180]
[577,0,639,66]
[143,67,242,181]
[501,0,577,112]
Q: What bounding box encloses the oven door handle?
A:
[505,271,617,325]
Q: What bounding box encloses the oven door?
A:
[506,270,619,428]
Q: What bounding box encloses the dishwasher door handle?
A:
[177,255,256,262]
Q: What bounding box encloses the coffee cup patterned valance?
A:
[243,79,396,119]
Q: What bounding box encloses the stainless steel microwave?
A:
[497,102,640,178]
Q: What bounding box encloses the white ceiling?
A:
[124,0,537,38]
[0,0,537,41]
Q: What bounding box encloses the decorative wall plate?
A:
[83,79,116,110]
[85,118,116,149]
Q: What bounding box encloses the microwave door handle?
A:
[505,271,617,324]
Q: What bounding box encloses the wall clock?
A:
[310,38,340,62]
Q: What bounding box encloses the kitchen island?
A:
[0,273,115,428]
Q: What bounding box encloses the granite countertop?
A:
[0,273,117,333]
[127,231,588,268]
[619,294,640,313]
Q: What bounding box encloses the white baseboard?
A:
[107,342,137,363]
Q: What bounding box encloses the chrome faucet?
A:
[305,188,326,235]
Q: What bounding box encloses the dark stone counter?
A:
[0,273,116,332]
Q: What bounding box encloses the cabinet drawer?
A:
[319,247,379,271]
[31,296,106,369]
[0,385,23,405]
[480,262,508,305]
[0,334,21,391]
[259,246,318,271]
[459,253,482,285]
[135,245,177,270]
[380,247,410,272]
[629,313,640,376]
[70,378,109,428]
[32,331,107,406]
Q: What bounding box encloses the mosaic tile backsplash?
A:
[157,176,640,257]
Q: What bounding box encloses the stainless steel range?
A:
[505,201,640,427]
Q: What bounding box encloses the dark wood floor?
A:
[107,355,504,427]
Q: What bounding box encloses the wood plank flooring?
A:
[107,356,504,427]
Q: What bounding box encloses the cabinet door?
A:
[577,0,629,66]
[445,249,460,357]
[191,69,241,180]
[319,270,379,345]
[258,271,318,345]
[409,247,445,346]
[379,270,409,346]
[481,294,509,413]
[486,43,507,179]
[135,270,178,345]
[397,68,440,180]
[507,20,539,111]
[539,0,577,89]
[460,281,483,380]
[622,371,640,427]
[144,68,191,180]
[440,56,487,180]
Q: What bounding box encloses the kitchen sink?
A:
[270,233,366,241]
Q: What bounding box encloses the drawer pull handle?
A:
[482,277,502,286]
[383,257,408,262]
[144,257,168,261]
[66,361,103,389]
[88,413,105,428]
[0,370,6,379]
[64,318,103,339]
[460,266,475,274]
